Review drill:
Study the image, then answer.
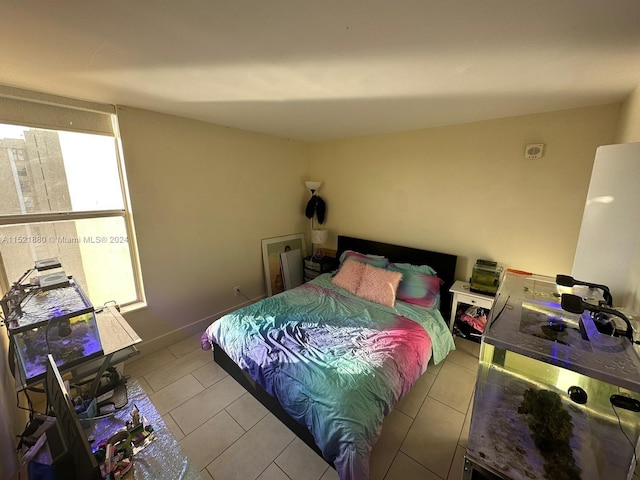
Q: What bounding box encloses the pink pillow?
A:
[331,259,366,294]
[355,264,402,307]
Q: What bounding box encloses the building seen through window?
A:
[0,123,141,308]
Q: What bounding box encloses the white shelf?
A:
[448,280,495,333]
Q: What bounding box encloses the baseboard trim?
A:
[130,295,265,358]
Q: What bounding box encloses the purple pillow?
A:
[389,265,443,309]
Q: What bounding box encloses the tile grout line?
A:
[144,339,480,480]
[381,357,443,479]
[203,420,297,480]
[148,350,233,433]
[147,373,205,416]
[126,348,180,370]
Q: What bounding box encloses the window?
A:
[0,87,144,309]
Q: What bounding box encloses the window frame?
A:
[0,87,145,311]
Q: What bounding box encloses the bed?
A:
[203,235,457,480]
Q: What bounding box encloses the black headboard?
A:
[336,235,458,322]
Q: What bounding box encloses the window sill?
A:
[119,300,147,314]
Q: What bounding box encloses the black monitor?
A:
[45,354,101,480]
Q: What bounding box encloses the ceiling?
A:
[2,1,640,142]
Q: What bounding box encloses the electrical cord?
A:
[488,294,511,328]
[236,288,250,301]
[16,389,35,420]
[612,403,638,471]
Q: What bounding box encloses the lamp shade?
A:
[305,181,322,193]
[311,229,328,245]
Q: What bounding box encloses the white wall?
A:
[616,84,640,145]
[614,83,640,311]
[114,103,620,352]
[309,104,620,281]
[117,107,311,352]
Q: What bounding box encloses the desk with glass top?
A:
[13,305,141,392]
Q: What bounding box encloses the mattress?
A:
[205,273,455,480]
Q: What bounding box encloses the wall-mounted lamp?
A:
[305,181,322,195]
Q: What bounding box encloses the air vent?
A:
[525,143,545,159]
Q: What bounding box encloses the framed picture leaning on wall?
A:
[261,233,306,296]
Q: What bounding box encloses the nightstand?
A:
[303,256,338,282]
[449,280,495,335]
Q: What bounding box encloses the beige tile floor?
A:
[125,334,480,480]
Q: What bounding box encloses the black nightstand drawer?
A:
[303,256,338,281]
[304,258,323,272]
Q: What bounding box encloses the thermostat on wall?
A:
[525,144,545,159]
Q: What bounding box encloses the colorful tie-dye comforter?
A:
[205,273,455,480]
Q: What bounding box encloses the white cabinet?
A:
[448,280,495,337]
